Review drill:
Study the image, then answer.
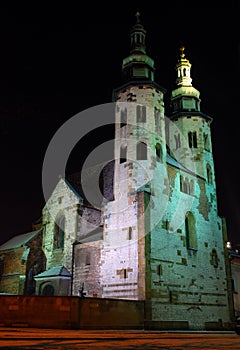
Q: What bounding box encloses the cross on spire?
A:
[180,45,186,58]
[135,10,141,24]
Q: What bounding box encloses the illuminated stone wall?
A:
[42,178,81,273]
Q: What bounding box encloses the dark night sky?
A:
[1,1,239,245]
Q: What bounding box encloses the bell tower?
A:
[102,13,167,300]
[112,12,167,198]
[168,46,218,207]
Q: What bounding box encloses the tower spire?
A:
[130,10,146,54]
[120,12,155,83]
[170,45,212,122]
[176,45,192,86]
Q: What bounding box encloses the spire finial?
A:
[135,10,141,24]
[180,45,186,58]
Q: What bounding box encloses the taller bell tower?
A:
[101,13,167,300]
[112,12,167,198]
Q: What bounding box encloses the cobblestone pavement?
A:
[0,327,240,349]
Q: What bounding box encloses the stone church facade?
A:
[0,14,234,330]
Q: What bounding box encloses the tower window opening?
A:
[137,141,147,160]
[124,269,127,279]
[120,108,127,127]
[156,143,162,162]
[188,131,197,148]
[154,107,161,135]
[204,133,210,151]
[120,145,127,164]
[183,68,187,76]
[136,105,146,122]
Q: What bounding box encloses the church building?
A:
[0,13,234,330]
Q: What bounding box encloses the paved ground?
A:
[0,327,239,349]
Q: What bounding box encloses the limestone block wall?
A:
[145,165,231,330]
[73,240,102,297]
[101,191,139,299]
[42,178,81,272]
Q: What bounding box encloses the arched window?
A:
[41,283,54,296]
[156,143,162,162]
[137,142,147,160]
[206,164,212,184]
[188,131,197,148]
[54,214,65,249]
[204,133,210,151]
[185,212,197,250]
[120,145,127,164]
[183,68,187,76]
[136,105,146,122]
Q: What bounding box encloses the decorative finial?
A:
[135,11,141,24]
[180,45,185,58]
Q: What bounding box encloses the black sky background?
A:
[1,1,239,245]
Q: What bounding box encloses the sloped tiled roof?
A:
[166,153,203,178]
[34,265,71,279]
[0,229,42,251]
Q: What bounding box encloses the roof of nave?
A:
[166,153,203,179]
[0,228,42,251]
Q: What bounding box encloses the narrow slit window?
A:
[128,227,132,240]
